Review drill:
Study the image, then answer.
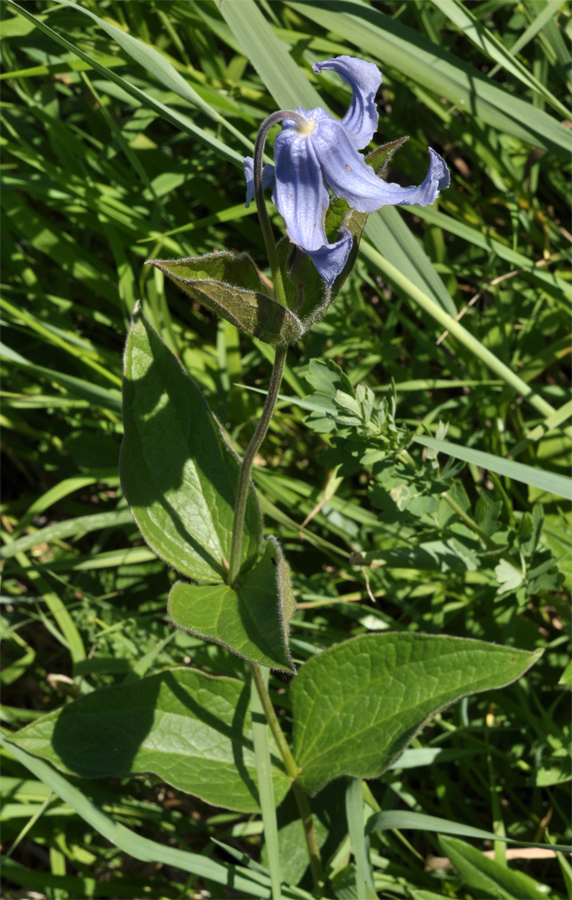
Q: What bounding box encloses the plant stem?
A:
[250,662,299,780]
[292,781,323,887]
[440,491,498,550]
[227,108,307,586]
[227,343,287,586]
[235,108,322,887]
[250,662,323,886]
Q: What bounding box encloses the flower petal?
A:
[304,228,353,287]
[376,147,451,208]
[313,56,381,150]
[244,157,276,208]
[314,120,449,211]
[273,126,330,251]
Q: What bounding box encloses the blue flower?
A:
[244,56,450,286]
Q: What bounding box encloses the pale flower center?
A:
[296,117,317,137]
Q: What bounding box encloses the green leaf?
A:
[495,558,525,596]
[0,734,282,897]
[439,835,552,900]
[120,303,262,583]
[219,0,324,111]
[356,539,479,573]
[147,254,302,345]
[291,633,542,795]
[413,434,572,501]
[168,538,295,672]
[558,660,572,688]
[305,358,354,399]
[7,668,291,814]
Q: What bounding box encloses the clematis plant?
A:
[9,54,541,900]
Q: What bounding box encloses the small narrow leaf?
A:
[365,810,572,853]
[7,668,291,814]
[413,434,572,500]
[439,835,552,900]
[147,253,302,345]
[120,303,262,583]
[168,538,295,672]
[291,633,542,795]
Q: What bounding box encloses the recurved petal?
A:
[244,157,276,208]
[315,120,449,212]
[313,56,381,150]
[375,147,451,208]
[273,128,330,252]
[304,228,353,287]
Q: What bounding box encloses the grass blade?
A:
[220,0,324,111]
[287,0,572,158]
[250,667,283,899]
[360,243,566,428]
[413,434,572,500]
[431,0,569,118]
[4,0,244,165]
[1,733,275,898]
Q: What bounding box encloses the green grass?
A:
[1,1,570,898]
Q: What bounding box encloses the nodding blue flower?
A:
[244,56,450,286]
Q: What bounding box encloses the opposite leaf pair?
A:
[120,305,295,671]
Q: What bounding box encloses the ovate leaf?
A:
[291,633,542,795]
[147,253,302,345]
[7,668,291,814]
[120,303,262,583]
[168,538,295,672]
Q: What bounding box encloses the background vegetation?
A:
[1,1,570,898]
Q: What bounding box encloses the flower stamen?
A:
[296,118,317,137]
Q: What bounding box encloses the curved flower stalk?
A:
[244,55,450,285]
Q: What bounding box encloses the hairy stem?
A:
[250,662,323,886]
[227,344,287,586]
[228,109,307,585]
